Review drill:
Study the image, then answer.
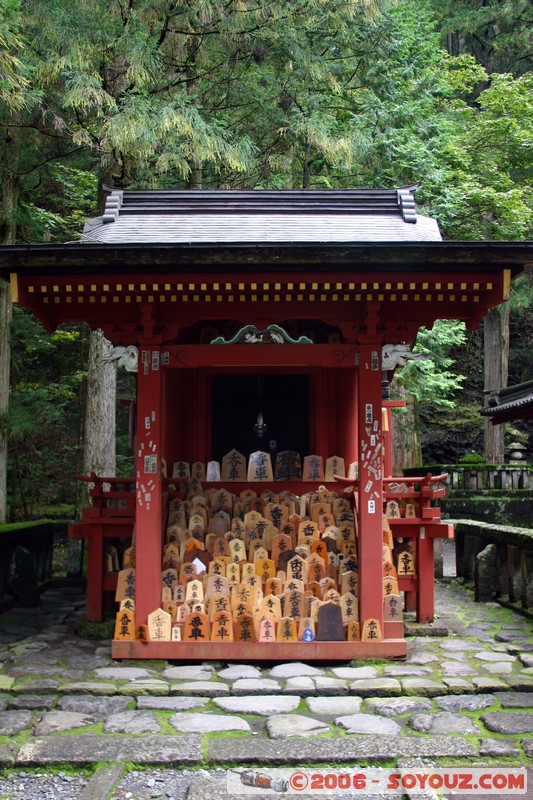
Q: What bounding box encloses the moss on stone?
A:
[73,619,115,640]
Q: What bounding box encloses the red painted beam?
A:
[166,344,359,369]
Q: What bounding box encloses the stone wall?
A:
[453,519,533,612]
[442,496,533,526]
[0,520,62,608]
[404,465,532,491]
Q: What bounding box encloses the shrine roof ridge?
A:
[82,186,443,244]
[99,186,419,220]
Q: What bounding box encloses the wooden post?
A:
[484,305,510,463]
[135,346,164,626]
[0,278,11,524]
[357,344,384,631]
[83,330,117,502]
[382,401,407,478]
[417,531,435,623]
[85,524,104,621]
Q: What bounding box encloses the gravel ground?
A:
[110,768,410,800]
[0,771,88,800]
[109,768,201,800]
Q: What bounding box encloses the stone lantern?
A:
[507,442,527,462]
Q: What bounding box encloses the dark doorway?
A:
[211,374,309,461]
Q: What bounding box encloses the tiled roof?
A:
[481,379,533,421]
[82,188,442,244]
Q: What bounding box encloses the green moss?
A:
[203,729,252,740]
[0,520,55,537]
[295,698,309,713]
[458,453,487,465]
[117,659,167,670]
[147,709,177,735]
[349,658,389,668]
[0,727,35,749]
[73,619,115,640]
[0,764,95,777]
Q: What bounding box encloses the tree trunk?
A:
[484,304,510,463]
[391,381,421,474]
[0,172,17,246]
[0,279,12,523]
[302,138,312,189]
[188,163,203,189]
[83,330,117,499]
[0,165,17,523]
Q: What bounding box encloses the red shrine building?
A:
[1,188,531,661]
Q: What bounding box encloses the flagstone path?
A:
[0,578,531,799]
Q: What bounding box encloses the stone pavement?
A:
[0,579,532,800]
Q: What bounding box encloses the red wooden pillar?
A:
[357,343,384,632]
[134,346,164,626]
[417,531,435,623]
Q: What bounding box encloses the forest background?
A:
[0,0,531,522]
